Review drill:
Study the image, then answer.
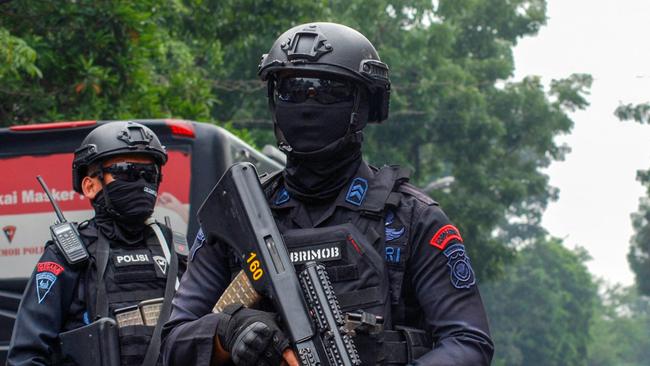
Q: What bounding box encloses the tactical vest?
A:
[254,166,432,365]
[81,222,177,366]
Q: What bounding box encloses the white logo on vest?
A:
[153,255,167,275]
[289,244,341,264]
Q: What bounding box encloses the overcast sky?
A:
[512,0,650,286]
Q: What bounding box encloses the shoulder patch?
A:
[36,261,64,303]
[430,224,462,250]
[397,183,438,206]
[190,229,206,262]
[274,187,290,205]
[443,243,475,289]
[345,177,368,206]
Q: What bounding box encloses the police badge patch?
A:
[35,261,64,303]
[443,244,475,289]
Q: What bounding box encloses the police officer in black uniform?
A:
[162,22,494,366]
[8,121,183,366]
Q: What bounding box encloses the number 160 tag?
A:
[247,252,264,281]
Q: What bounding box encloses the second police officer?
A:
[162,23,494,365]
[8,121,184,366]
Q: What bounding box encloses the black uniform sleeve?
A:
[408,205,494,366]
[161,229,233,366]
[7,244,81,366]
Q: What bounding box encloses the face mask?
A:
[100,178,157,221]
[274,100,353,152]
[92,178,158,244]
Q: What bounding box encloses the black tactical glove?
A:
[215,303,290,366]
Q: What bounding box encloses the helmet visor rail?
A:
[275,77,354,104]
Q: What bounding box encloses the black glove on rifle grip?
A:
[216,303,289,366]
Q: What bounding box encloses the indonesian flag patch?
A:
[429,224,463,250]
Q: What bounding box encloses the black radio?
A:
[37,176,89,265]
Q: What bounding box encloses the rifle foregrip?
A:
[299,262,361,366]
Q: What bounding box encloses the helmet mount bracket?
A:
[281,26,333,62]
[118,125,154,145]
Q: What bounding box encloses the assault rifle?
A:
[198,162,361,366]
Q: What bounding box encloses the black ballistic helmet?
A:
[72,121,168,193]
[259,22,391,124]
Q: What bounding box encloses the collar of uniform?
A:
[269,161,395,228]
[334,161,384,213]
[268,183,299,210]
[308,161,379,228]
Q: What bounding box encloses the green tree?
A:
[614,103,650,295]
[588,285,650,366]
[482,239,598,366]
[0,0,218,124]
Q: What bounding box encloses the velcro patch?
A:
[274,187,290,205]
[289,243,342,264]
[430,224,463,250]
[385,210,405,242]
[443,243,475,289]
[37,261,64,275]
[385,246,402,264]
[190,229,206,262]
[345,177,368,206]
[36,261,64,303]
[113,251,152,267]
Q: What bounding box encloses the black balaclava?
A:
[274,87,369,203]
[92,178,158,245]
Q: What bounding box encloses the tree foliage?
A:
[0,0,593,282]
[615,102,650,125]
[628,192,650,295]
[0,0,218,123]
[482,239,598,366]
[587,285,650,366]
[614,101,650,295]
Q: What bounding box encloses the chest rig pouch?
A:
[283,223,390,365]
[283,223,390,318]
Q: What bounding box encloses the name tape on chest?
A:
[289,243,342,264]
[113,250,153,267]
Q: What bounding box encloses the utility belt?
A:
[383,327,431,365]
[345,311,431,365]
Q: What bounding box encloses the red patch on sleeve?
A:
[429,225,463,250]
[37,261,64,276]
